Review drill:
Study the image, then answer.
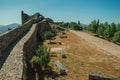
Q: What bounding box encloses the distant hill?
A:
[0,23,20,34]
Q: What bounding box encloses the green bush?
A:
[30,45,50,71]
[88,20,120,43]
[97,23,105,36]
[44,31,54,39]
[112,31,120,42]
[88,19,99,33]
[69,22,83,30]
[35,46,50,68]
[56,21,83,31]
[30,55,41,71]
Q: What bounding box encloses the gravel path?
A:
[71,30,120,58]
[0,24,37,80]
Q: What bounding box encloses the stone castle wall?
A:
[0,23,40,80]
[0,23,30,56]
[0,11,53,80]
[0,17,43,57]
[23,24,38,63]
[21,11,44,24]
[23,19,53,63]
[22,19,53,80]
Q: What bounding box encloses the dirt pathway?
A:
[71,30,120,58]
[0,24,37,80]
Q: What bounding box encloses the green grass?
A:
[80,61,85,66]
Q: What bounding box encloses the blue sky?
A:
[0,0,120,25]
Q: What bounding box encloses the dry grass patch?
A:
[44,31,120,80]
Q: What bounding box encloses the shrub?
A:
[44,31,54,39]
[112,31,120,42]
[30,45,50,71]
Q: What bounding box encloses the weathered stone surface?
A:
[0,12,53,80]
[0,17,42,57]
[0,24,37,80]
[89,72,120,80]
[23,24,38,62]
[21,11,44,24]
[23,18,53,63]
[0,22,30,56]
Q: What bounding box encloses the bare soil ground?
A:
[72,30,120,58]
[44,30,120,80]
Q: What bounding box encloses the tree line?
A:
[55,21,83,31]
[87,19,120,43]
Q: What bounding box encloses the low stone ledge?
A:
[89,72,120,80]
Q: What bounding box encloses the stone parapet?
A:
[0,23,37,80]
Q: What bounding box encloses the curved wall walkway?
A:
[0,24,37,80]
